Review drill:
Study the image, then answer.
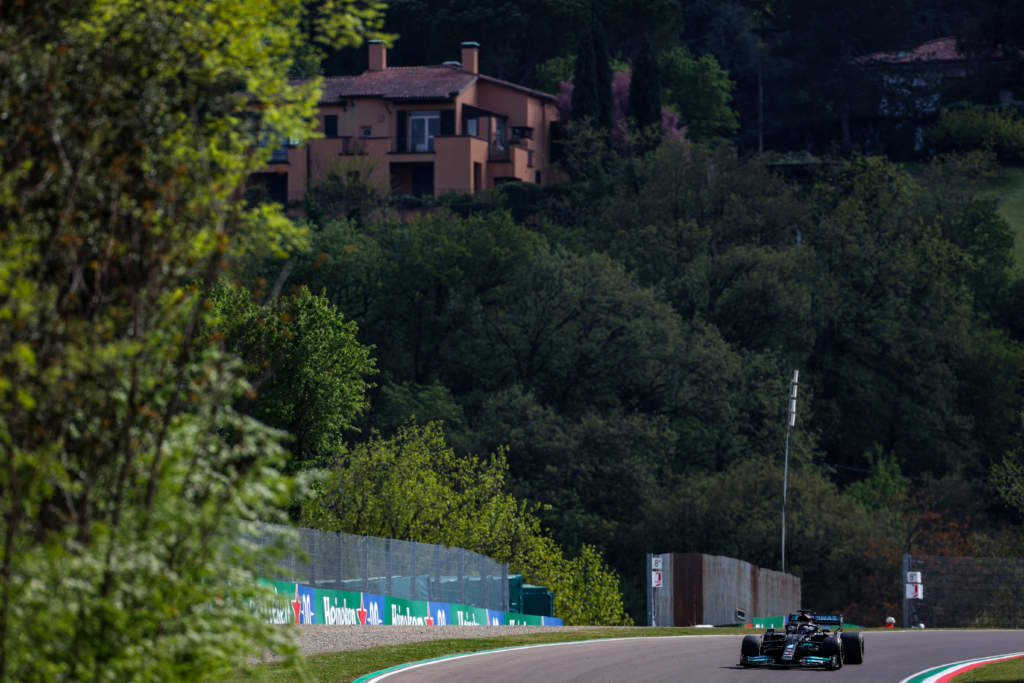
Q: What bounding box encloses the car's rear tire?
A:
[741,634,761,657]
[841,632,864,664]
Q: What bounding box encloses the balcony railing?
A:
[391,137,436,154]
[388,134,513,160]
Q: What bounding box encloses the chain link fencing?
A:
[249,524,508,612]
[903,554,1024,628]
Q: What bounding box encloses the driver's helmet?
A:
[799,622,815,633]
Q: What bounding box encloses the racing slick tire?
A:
[840,632,864,664]
[740,634,761,661]
[823,634,842,669]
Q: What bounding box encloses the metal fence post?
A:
[385,537,392,597]
[362,535,369,592]
[458,548,465,605]
[310,529,317,587]
[339,532,348,589]
[902,553,910,629]
[410,541,417,601]
[479,555,486,609]
[503,562,509,612]
[647,553,654,626]
[433,543,441,603]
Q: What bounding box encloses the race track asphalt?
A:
[357,629,1024,682]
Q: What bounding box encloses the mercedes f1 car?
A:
[739,609,864,669]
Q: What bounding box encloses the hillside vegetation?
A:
[3,1,1024,680]
[241,145,1024,625]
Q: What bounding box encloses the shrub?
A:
[925,107,1024,163]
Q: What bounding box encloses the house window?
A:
[258,130,295,163]
[324,115,339,138]
[410,110,440,152]
[466,117,479,137]
[361,126,372,137]
[491,117,507,159]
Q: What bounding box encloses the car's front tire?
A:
[741,634,762,657]
[823,634,842,669]
[840,632,864,664]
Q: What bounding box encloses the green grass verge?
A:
[235,627,750,682]
[954,655,1024,682]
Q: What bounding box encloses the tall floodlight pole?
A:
[781,370,799,574]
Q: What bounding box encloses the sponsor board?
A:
[428,601,451,626]
[294,583,317,624]
[321,591,365,625]
[255,579,562,626]
[388,596,432,626]
[452,603,489,626]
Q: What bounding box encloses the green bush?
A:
[925,107,1024,163]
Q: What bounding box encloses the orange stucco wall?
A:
[254,68,560,202]
[434,135,491,194]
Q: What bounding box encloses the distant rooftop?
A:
[854,37,963,65]
[318,66,556,103]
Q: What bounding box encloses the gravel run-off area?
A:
[283,624,615,658]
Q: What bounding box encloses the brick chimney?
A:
[368,40,387,71]
[460,41,479,74]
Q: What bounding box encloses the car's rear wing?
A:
[785,613,843,627]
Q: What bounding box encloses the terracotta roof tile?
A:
[320,66,478,101]
[855,37,963,64]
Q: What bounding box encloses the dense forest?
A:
[247,149,1024,624]
[320,0,1024,156]
[234,0,1024,625]
[2,0,1024,677]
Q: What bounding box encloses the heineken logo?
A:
[391,605,428,626]
[456,610,480,626]
[323,597,360,626]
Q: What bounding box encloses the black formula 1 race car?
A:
[739,609,864,670]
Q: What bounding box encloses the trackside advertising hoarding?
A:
[255,579,563,626]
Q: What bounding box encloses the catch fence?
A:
[251,524,509,612]
[903,554,1024,628]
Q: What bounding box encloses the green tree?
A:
[571,26,613,130]
[210,283,376,473]
[658,46,739,139]
[0,0,382,678]
[535,54,577,93]
[304,422,632,624]
[628,42,664,137]
[759,0,913,149]
[805,156,1020,479]
[992,412,1024,516]
[571,29,601,124]
[647,456,880,620]
[593,27,615,131]
[273,212,543,391]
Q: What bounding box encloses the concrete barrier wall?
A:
[647,552,800,626]
[756,566,801,619]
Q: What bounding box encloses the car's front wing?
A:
[742,654,834,668]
